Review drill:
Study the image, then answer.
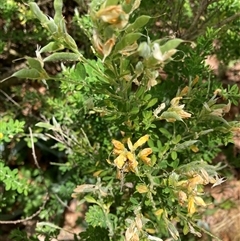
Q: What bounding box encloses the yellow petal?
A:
[190,145,199,153]
[179,86,189,97]
[112,139,125,150]
[170,97,182,106]
[141,156,151,165]
[128,159,138,171]
[188,196,196,215]
[136,184,149,193]
[133,135,149,150]
[96,5,123,23]
[96,5,128,28]
[192,75,199,86]
[92,31,103,54]
[93,170,103,177]
[139,148,152,165]
[114,154,127,169]
[127,151,135,162]
[178,191,187,205]
[135,214,143,230]
[102,37,116,61]
[113,148,124,155]
[139,148,152,157]
[154,209,164,216]
[179,109,191,119]
[127,138,133,151]
[188,175,204,190]
[194,196,206,207]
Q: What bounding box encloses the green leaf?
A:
[160,38,184,54]
[114,33,142,52]
[175,140,198,151]
[144,94,152,101]
[125,15,151,33]
[36,122,54,130]
[75,63,86,79]
[159,128,172,139]
[145,98,158,109]
[43,52,80,62]
[135,86,145,98]
[53,0,63,23]
[172,135,182,144]
[171,151,177,160]
[40,42,64,53]
[183,223,189,235]
[29,2,49,23]
[26,57,43,71]
[160,111,183,122]
[85,205,106,228]
[130,106,139,114]
[165,218,180,240]
[84,195,98,204]
[12,69,41,79]
[104,0,119,7]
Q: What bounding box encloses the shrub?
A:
[1,0,240,240]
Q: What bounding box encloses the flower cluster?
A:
[176,169,226,215]
[110,134,152,173]
[154,96,191,122]
[92,4,129,61]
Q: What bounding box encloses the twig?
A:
[215,12,240,28]
[0,89,21,108]
[0,194,49,224]
[29,127,41,169]
[54,194,71,211]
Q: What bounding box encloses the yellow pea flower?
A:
[96,5,129,29]
[102,37,116,62]
[188,196,196,215]
[138,148,152,165]
[178,190,187,206]
[194,196,206,207]
[114,154,127,169]
[112,139,125,155]
[187,174,204,191]
[133,134,149,150]
[136,184,149,193]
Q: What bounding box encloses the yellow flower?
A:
[187,175,204,191]
[179,86,189,97]
[138,148,152,165]
[178,190,187,206]
[102,37,116,62]
[126,152,138,171]
[92,33,116,60]
[194,196,206,207]
[92,31,103,54]
[112,139,125,154]
[187,195,206,216]
[190,145,199,153]
[133,134,149,150]
[156,97,191,122]
[136,184,149,193]
[152,43,177,63]
[0,133,3,139]
[188,196,196,215]
[154,209,164,216]
[111,135,151,173]
[96,5,129,28]
[114,153,127,169]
